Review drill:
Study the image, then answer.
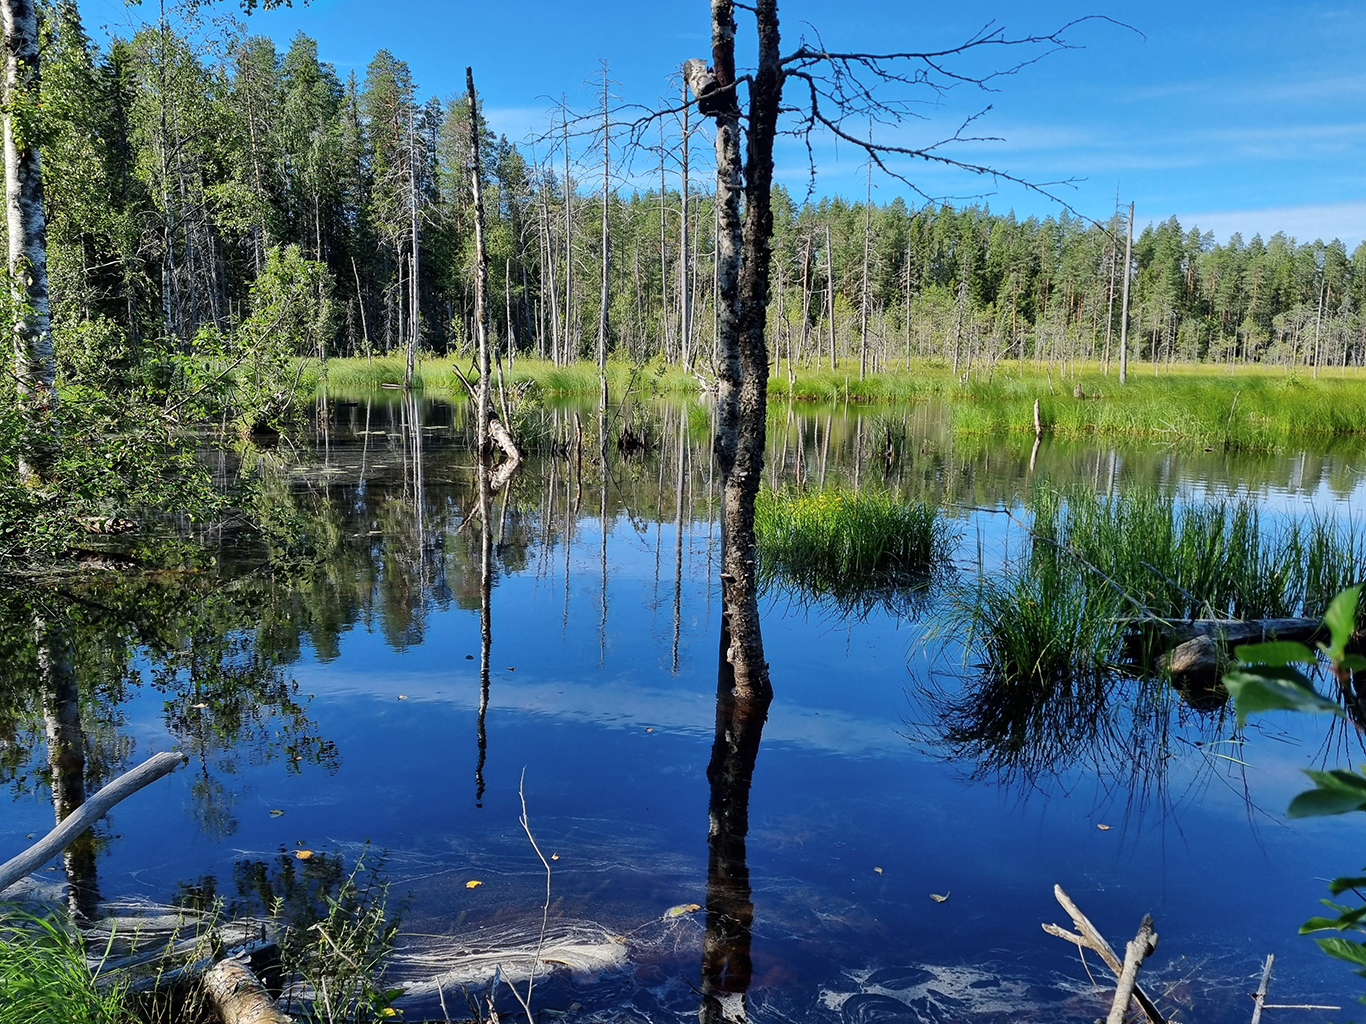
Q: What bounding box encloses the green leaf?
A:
[1316,936,1366,967]
[1235,640,1315,666]
[1288,769,1366,817]
[1321,586,1362,663]
[1343,654,1366,671]
[1222,669,1344,726]
[1303,904,1366,931]
[1329,876,1366,896]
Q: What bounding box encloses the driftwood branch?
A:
[1249,954,1272,1024]
[204,957,292,1024]
[1043,885,1165,1024]
[1107,914,1157,1024]
[0,750,187,894]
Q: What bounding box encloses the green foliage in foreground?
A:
[0,911,129,1024]
[754,488,954,613]
[1223,587,1366,999]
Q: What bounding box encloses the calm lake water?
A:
[6,395,1366,1022]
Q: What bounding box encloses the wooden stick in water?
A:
[0,751,186,895]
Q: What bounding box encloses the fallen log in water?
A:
[204,957,292,1024]
[1159,617,1321,646]
[0,751,186,896]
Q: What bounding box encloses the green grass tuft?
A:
[0,910,129,1024]
[755,487,954,613]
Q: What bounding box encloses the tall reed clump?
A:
[754,488,954,613]
[1035,488,1366,622]
[947,488,1366,693]
[0,911,129,1024]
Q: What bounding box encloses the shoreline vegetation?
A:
[314,355,1366,449]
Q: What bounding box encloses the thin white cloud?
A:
[1171,201,1366,249]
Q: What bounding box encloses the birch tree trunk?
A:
[4,0,54,411]
[687,0,781,708]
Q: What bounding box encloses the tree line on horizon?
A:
[34,2,1366,381]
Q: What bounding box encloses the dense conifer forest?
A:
[36,3,1366,378]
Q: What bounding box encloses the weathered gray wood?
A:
[0,751,186,895]
[1045,886,1165,1024]
[204,957,292,1024]
[1106,914,1157,1024]
[1162,617,1320,645]
[1249,954,1273,1024]
[466,66,492,459]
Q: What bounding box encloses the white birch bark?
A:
[4,0,54,409]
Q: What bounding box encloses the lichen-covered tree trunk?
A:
[4,0,54,410]
[689,0,781,709]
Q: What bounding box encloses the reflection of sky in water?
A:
[4,407,1366,1022]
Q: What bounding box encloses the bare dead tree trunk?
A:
[688,0,780,710]
[4,0,54,413]
[405,107,420,389]
[1119,201,1133,385]
[597,63,611,415]
[680,75,692,369]
[467,68,492,456]
[562,101,574,362]
[859,147,872,380]
[464,68,521,477]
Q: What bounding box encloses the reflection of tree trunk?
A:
[699,679,769,1024]
[36,616,99,922]
[475,457,492,808]
[672,407,689,673]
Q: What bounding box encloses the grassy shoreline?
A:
[313,356,1366,447]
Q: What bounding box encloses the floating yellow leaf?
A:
[930,892,950,903]
[646,727,654,733]
[466,880,483,889]
[1097,824,1111,831]
[664,903,701,919]
[397,695,408,700]
[873,867,883,874]
[551,853,560,861]
[269,809,284,817]
[294,850,313,860]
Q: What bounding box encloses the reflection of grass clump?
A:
[755,488,953,613]
[0,911,128,1024]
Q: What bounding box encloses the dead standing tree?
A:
[683,6,1116,712]
[458,67,521,486]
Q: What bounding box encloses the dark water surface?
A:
[6,396,1366,1022]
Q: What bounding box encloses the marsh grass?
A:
[0,909,128,1024]
[948,488,1366,696]
[755,488,954,614]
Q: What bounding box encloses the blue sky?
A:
[79,0,1366,247]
